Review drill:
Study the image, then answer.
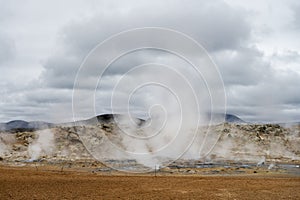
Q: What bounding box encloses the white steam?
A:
[72,28,226,172]
[0,138,8,157]
[28,129,54,161]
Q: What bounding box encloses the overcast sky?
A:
[0,0,300,123]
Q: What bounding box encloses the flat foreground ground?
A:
[0,166,299,200]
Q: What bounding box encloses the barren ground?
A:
[1,122,299,199]
[0,166,299,200]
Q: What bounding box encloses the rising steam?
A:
[28,129,54,161]
[72,28,226,172]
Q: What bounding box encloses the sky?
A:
[0,0,300,123]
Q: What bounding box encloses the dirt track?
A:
[0,166,299,199]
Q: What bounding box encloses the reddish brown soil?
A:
[0,166,299,200]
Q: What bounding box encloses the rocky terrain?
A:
[207,123,300,163]
[0,118,299,172]
[1,119,299,199]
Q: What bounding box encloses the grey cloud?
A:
[40,51,84,89]
[59,0,250,52]
[41,0,250,90]
[271,50,300,63]
[1,0,300,123]
[37,0,300,123]
[0,32,15,65]
[0,87,73,122]
[226,69,300,122]
[291,3,300,29]
[213,46,270,86]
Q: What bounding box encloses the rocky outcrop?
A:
[0,122,299,165]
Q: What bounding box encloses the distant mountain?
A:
[64,114,146,126]
[224,114,246,123]
[204,113,246,124]
[0,113,245,132]
[0,120,53,132]
[6,120,29,130]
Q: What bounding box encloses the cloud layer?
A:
[0,0,299,123]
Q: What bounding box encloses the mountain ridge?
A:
[0,113,249,132]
